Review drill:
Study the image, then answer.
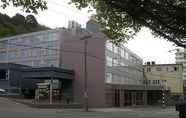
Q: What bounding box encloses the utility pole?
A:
[80,35,92,112]
[84,39,88,112]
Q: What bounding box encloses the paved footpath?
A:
[0,97,179,118]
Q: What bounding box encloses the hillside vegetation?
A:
[0,13,49,38]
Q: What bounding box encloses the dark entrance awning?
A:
[22,67,74,80]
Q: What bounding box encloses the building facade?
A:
[0,24,106,107]
[175,49,186,80]
[144,63,183,95]
[0,20,164,107]
[105,41,148,106]
[105,41,143,85]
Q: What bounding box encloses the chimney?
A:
[151,61,155,65]
[147,62,150,65]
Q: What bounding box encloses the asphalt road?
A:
[0,97,179,118]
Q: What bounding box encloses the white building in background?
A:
[175,48,186,79]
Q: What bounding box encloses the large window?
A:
[8,51,16,60]
[20,50,28,58]
[0,51,7,61]
[48,49,57,55]
[106,73,112,83]
[106,56,112,67]
[113,58,119,66]
[0,40,8,49]
[126,52,129,60]
[156,67,162,71]
[106,42,113,51]
[32,48,40,57]
[32,60,41,67]
[47,59,57,66]
[113,46,118,54]
[121,48,125,57]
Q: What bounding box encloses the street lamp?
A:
[80,35,92,112]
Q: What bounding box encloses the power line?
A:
[49,1,88,17]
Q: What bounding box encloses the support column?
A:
[143,91,148,106]
[132,91,136,106]
[119,89,124,107]
[112,89,115,107]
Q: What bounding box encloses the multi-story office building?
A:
[105,41,143,85]
[105,41,147,107]
[0,23,106,107]
[0,20,162,107]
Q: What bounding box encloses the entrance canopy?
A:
[22,67,74,80]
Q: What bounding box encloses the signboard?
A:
[37,83,50,89]
[44,80,60,89]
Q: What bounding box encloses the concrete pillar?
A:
[143,91,148,105]
[132,91,136,106]
[111,89,115,106]
[119,89,124,107]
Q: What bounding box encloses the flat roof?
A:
[143,64,182,67]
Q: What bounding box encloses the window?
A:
[126,52,129,60]
[113,58,119,66]
[0,70,6,80]
[162,80,167,83]
[106,73,112,83]
[47,59,57,66]
[146,67,151,72]
[32,60,40,67]
[0,51,6,61]
[184,53,186,59]
[8,51,16,60]
[174,67,178,71]
[32,49,40,57]
[120,62,126,66]
[48,49,57,55]
[121,49,125,57]
[157,80,160,84]
[156,67,162,71]
[113,46,118,54]
[20,50,28,58]
[166,67,169,71]
[106,56,112,67]
[106,42,113,51]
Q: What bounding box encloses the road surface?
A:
[0,97,179,118]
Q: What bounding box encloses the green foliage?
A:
[70,0,186,47]
[0,0,47,14]
[0,13,49,38]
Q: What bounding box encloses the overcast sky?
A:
[0,0,177,64]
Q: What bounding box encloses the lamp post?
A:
[80,35,92,112]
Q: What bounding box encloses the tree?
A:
[0,13,49,38]
[26,15,38,25]
[70,0,186,48]
[12,13,26,25]
[0,0,47,14]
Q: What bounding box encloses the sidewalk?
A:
[9,98,83,109]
